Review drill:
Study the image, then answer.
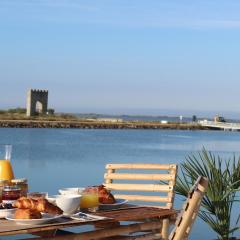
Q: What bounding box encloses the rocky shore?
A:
[0,119,208,130]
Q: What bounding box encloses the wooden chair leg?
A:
[161,218,169,240]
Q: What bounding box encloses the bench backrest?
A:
[104,163,177,209]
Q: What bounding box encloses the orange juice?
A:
[80,193,99,209]
[0,160,14,181]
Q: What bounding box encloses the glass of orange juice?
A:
[0,145,14,181]
[80,187,99,212]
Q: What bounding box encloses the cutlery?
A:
[72,212,96,221]
[63,212,106,221]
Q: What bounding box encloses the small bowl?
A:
[55,194,81,214]
[59,187,84,195]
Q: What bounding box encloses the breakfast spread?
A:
[0,147,127,223]
[0,145,122,223]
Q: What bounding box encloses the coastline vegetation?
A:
[0,108,78,121]
[0,108,206,129]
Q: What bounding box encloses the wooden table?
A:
[0,206,176,240]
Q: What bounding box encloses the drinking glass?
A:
[80,187,99,212]
[0,145,14,181]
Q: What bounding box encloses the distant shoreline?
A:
[0,119,210,130]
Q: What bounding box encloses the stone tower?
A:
[26,89,48,116]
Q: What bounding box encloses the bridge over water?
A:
[199,120,240,131]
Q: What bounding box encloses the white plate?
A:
[6,213,63,225]
[99,199,128,210]
[0,208,16,219]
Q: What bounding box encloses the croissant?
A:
[14,197,38,209]
[14,197,63,215]
[37,198,63,215]
[97,185,116,204]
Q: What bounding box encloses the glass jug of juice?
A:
[0,145,14,181]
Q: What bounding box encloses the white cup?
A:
[55,194,81,214]
[46,195,59,205]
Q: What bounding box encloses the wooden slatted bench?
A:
[104,163,178,239]
[104,163,177,209]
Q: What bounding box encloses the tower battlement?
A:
[30,89,48,93]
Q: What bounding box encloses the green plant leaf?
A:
[176,148,240,240]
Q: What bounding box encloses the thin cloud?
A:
[1,0,240,29]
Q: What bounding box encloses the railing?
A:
[198,120,240,130]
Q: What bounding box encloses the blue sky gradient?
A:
[1,0,240,117]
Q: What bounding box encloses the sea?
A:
[1,128,240,240]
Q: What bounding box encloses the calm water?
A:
[1,128,240,240]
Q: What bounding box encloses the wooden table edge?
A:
[0,206,177,236]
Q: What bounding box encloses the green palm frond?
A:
[176,148,240,240]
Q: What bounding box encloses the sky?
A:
[1,0,240,117]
